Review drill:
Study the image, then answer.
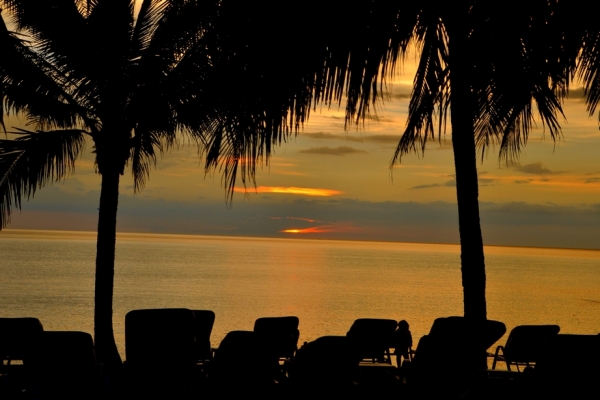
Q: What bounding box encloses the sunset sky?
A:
[5,48,600,250]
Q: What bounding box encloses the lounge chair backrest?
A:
[253,316,300,359]
[410,317,506,398]
[125,308,196,368]
[212,330,258,371]
[348,318,398,337]
[28,331,97,397]
[417,316,505,372]
[429,316,506,351]
[503,325,560,363]
[346,318,397,361]
[289,335,359,386]
[535,334,600,377]
[211,330,278,386]
[533,334,600,396]
[192,310,215,361]
[0,317,44,364]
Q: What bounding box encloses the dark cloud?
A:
[584,177,600,184]
[303,131,400,144]
[478,178,497,186]
[303,132,339,140]
[391,93,410,100]
[299,146,368,156]
[444,180,457,187]
[364,115,395,123]
[568,87,585,100]
[410,180,455,189]
[345,134,400,144]
[410,183,443,190]
[513,180,531,184]
[512,162,566,175]
[8,187,600,249]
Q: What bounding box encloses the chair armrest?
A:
[491,345,505,370]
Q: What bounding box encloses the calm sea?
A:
[1,229,599,358]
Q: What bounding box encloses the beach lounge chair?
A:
[210,330,279,393]
[289,335,360,391]
[346,318,398,364]
[0,317,44,396]
[491,324,560,371]
[253,316,300,370]
[531,333,600,398]
[192,310,215,366]
[124,308,197,395]
[27,331,99,399]
[471,333,600,400]
[0,317,44,368]
[407,316,506,399]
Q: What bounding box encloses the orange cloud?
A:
[281,227,334,234]
[234,186,342,196]
[281,224,361,234]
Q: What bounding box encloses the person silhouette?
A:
[393,320,413,368]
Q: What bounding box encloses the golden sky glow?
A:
[4,42,600,249]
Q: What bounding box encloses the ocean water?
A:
[1,229,599,358]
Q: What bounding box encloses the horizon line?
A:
[2,227,599,253]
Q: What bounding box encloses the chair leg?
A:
[492,346,503,370]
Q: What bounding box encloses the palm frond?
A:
[131,0,169,56]
[579,29,600,118]
[0,128,86,228]
[205,121,260,203]
[0,13,98,131]
[471,1,569,161]
[1,0,91,73]
[129,127,160,193]
[393,17,449,163]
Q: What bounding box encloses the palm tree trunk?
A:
[447,20,487,321]
[94,167,123,367]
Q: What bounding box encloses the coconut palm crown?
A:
[0,0,318,366]
[347,2,569,319]
[214,0,572,321]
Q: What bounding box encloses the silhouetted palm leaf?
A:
[0,0,273,365]
[0,129,85,226]
[221,1,572,320]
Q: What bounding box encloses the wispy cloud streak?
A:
[234,186,342,197]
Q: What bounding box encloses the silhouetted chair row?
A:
[0,317,99,399]
[491,324,560,371]
[123,309,299,396]
[526,333,600,398]
[466,333,600,400]
[6,313,592,398]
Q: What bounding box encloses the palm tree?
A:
[213,1,571,320]
[0,0,313,367]
[0,0,574,367]
[390,2,569,320]
[388,3,569,320]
